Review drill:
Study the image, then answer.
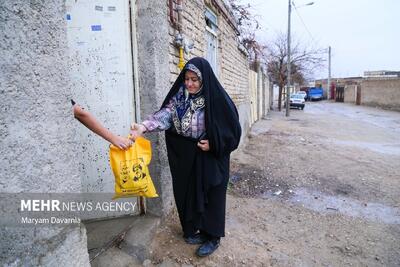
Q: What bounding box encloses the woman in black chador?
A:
[130,57,241,257]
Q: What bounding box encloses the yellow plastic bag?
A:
[109,137,158,199]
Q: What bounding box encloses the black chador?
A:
[160,57,242,238]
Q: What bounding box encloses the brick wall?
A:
[167,0,249,106]
[216,2,249,105]
[168,0,205,83]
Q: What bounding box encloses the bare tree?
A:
[228,0,262,61]
[228,2,324,111]
[263,33,325,111]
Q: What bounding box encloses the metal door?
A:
[336,86,344,102]
[66,0,136,200]
[356,85,361,105]
[330,82,336,100]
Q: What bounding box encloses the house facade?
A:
[1,0,270,265]
[316,76,400,110]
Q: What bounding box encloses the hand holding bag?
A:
[109,137,158,199]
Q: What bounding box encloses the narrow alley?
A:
[147,101,400,266]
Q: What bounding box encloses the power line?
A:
[292,3,315,42]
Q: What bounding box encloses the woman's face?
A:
[184,70,202,94]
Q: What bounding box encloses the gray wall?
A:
[0,1,89,265]
[135,1,175,216]
[361,78,400,111]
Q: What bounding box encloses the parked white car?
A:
[284,94,305,110]
[296,91,307,100]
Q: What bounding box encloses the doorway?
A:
[336,86,344,102]
[66,0,138,216]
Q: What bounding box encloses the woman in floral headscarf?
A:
[130,57,241,257]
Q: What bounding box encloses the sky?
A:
[240,0,400,79]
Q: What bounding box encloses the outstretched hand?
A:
[130,123,146,140]
[110,135,133,150]
[72,103,133,150]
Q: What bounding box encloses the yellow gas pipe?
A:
[178,46,185,70]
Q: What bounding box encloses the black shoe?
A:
[196,238,220,257]
[184,233,209,245]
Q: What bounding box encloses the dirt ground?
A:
[147,101,400,267]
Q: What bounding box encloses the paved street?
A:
[148,101,400,266]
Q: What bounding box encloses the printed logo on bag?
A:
[132,161,146,181]
[120,158,147,187]
[110,137,158,199]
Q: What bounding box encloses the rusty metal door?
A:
[356,85,361,105]
[330,83,336,100]
[336,86,344,102]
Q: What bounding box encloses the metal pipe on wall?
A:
[169,0,176,27]
[176,0,183,33]
[175,0,185,69]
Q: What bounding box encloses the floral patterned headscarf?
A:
[184,63,202,82]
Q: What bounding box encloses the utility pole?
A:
[327,46,331,100]
[286,0,292,117]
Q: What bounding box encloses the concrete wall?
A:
[360,78,400,111]
[0,1,89,266]
[135,1,175,216]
